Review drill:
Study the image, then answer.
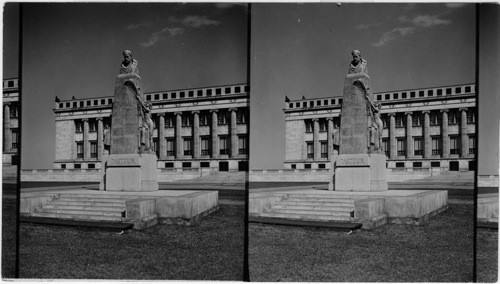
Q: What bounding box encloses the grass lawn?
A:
[2,182,17,278]
[249,202,474,282]
[19,201,244,280]
[476,228,498,282]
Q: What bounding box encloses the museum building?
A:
[3,78,20,165]
[284,83,476,171]
[53,83,249,171]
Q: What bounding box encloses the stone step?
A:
[55,197,129,203]
[285,197,356,203]
[272,205,354,212]
[43,204,125,212]
[38,208,123,217]
[50,200,126,207]
[259,212,352,222]
[57,194,138,200]
[267,208,353,217]
[30,212,123,222]
[278,201,354,207]
[286,194,357,200]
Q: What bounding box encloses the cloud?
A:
[399,15,452,28]
[140,27,185,47]
[214,3,247,9]
[445,3,467,8]
[172,15,221,28]
[372,27,416,47]
[372,14,451,47]
[125,22,152,30]
[141,15,220,47]
[355,23,380,30]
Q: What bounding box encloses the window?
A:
[432,137,441,155]
[219,136,229,155]
[74,164,81,169]
[305,120,313,133]
[448,110,458,125]
[89,120,97,133]
[318,164,326,169]
[171,92,177,99]
[411,113,422,126]
[238,135,248,154]
[317,100,321,106]
[385,94,390,100]
[235,87,241,93]
[414,137,423,156]
[305,164,312,169]
[467,109,476,124]
[465,86,471,93]
[320,141,328,158]
[152,138,158,153]
[413,162,422,168]
[165,162,174,168]
[183,137,192,155]
[291,164,296,169]
[197,90,203,97]
[395,162,405,168]
[428,90,433,96]
[201,162,210,168]
[382,139,389,157]
[446,88,452,95]
[11,128,19,149]
[76,141,83,158]
[61,164,66,169]
[469,135,476,154]
[455,87,462,94]
[165,115,174,128]
[166,138,175,156]
[430,111,441,126]
[395,114,406,128]
[201,136,211,155]
[88,164,95,169]
[182,114,192,127]
[309,101,314,107]
[154,94,160,100]
[419,91,424,97]
[218,111,229,125]
[182,162,191,168]
[394,93,399,99]
[188,91,194,97]
[237,109,248,124]
[75,120,83,133]
[289,103,293,108]
[9,103,19,118]
[397,138,406,156]
[450,136,460,155]
[319,120,327,132]
[216,88,221,95]
[7,80,14,87]
[431,161,440,167]
[180,92,185,98]
[163,93,168,99]
[206,89,212,96]
[90,141,98,158]
[306,142,314,158]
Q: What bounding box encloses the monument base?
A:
[328,153,387,192]
[100,153,158,192]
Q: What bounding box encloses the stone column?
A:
[175,112,182,158]
[192,111,200,158]
[405,112,413,159]
[422,111,431,159]
[460,108,468,157]
[327,118,334,158]
[158,113,166,159]
[97,118,103,159]
[313,118,320,160]
[211,110,219,158]
[83,119,90,160]
[229,108,238,158]
[441,109,449,158]
[389,113,396,159]
[3,104,11,151]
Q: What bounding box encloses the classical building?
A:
[284,83,476,171]
[54,83,249,171]
[3,78,20,165]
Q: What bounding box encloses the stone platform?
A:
[21,189,218,230]
[250,187,447,229]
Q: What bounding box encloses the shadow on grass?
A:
[19,203,245,280]
[249,203,474,282]
[476,228,498,282]
[2,188,17,278]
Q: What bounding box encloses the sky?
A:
[249,3,478,169]
[10,3,248,169]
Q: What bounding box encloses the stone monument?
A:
[329,50,387,191]
[100,50,158,192]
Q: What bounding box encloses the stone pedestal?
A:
[100,154,158,192]
[329,154,387,191]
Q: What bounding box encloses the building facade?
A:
[3,78,20,165]
[54,83,249,171]
[284,83,476,171]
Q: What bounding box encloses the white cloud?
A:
[170,15,221,28]
[125,22,152,30]
[372,27,416,47]
[140,27,185,47]
[399,15,452,28]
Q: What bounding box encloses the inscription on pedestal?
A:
[336,156,369,167]
[108,155,140,167]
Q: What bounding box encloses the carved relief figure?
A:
[370,102,384,152]
[139,103,155,152]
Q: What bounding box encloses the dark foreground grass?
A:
[19,203,244,280]
[2,184,17,278]
[249,203,474,282]
[476,228,498,282]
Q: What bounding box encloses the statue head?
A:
[122,50,133,64]
[351,50,361,64]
